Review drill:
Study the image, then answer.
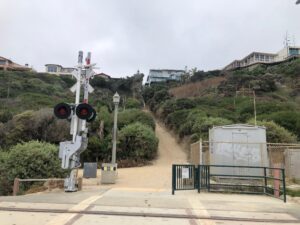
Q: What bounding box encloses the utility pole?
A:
[253,90,257,127]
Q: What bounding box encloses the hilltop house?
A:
[224,45,300,71]
[45,64,76,75]
[145,69,185,86]
[95,72,111,80]
[0,56,31,71]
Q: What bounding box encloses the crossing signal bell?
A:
[54,102,96,122]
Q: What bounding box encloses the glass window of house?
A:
[48,65,57,72]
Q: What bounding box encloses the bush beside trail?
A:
[118,109,155,130]
[118,122,158,162]
[0,141,67,196]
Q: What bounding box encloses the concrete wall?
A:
[285,149,300,180]
[209,125,269,176]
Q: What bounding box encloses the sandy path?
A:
[81,121,187,189]
[115,121,187,189]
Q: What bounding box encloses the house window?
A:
[289,48,299,56]
[0,60,6,65]
[47,65,58,72]
[265,55,269,62]
[260,55,265,61]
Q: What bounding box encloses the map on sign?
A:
[182,168,190,179]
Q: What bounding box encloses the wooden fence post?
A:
[77,177,83,191]
[13,178,20,196]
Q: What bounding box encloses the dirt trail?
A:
[81,120,187,189]
[114,121,187,189]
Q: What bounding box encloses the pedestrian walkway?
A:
[0,188,300,225]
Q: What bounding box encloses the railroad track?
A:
[0,206,299,224]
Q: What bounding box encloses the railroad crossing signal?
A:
[53,51,97,192]
[54,102,96,122]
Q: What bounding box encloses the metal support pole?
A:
[208,166,210,192]
[264,167,268,193]
[72,51,83,143]
[264,167,267,194]
[197,165,201,193]
[253,90,257,127]
[172,165,175,195]
[282,169,286,203]
[112,97,119,164]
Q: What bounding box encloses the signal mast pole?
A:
[57,51,96,192]
[72,51,83,142]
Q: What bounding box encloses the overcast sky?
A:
[0,0,299,78]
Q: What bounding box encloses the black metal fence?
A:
[172,164,286,202]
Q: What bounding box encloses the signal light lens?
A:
[76,103,93,120]
[54,103,72,119]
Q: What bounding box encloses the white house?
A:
[145,69,185,85]
[45,64,76,76]
[224,45,300,70]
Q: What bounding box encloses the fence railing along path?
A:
[172,164,286,202]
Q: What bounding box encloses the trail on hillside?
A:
[109,120,188,189]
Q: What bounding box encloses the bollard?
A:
[77,177,83,191]
[274,167,280,198]
[13,178,20,196]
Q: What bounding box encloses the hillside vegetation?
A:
[0,71,158,195]
[143,59,300,143]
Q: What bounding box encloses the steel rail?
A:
[0,207,298,224]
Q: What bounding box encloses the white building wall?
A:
[209,125,269,176]
[275,47,289,62]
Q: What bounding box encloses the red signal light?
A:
[54,103,72,119]
[76,103,93,120]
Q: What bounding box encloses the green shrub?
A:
[118,109,155,130]
[153,89,171,103]
[248,119,297,143]
[258,111,300,139]
[161,98,195,118]
[0,151,9,195]
[59,75,76,88]
[125,98,142,109]
[165,109,190,130]
[142,85,166,103]
[90,106,112,134]
[237,101,294,122]
[118,122,158,160]
[0,110,13,123]
[0,109,70,148]
[178,110,207,137]
[81,135,112,163]
[191,116,232,139]
[0,141,66,195]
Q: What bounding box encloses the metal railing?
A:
[172,164,286,202]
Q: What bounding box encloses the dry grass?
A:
[169,77,226,98]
